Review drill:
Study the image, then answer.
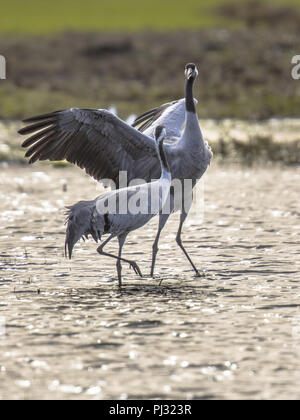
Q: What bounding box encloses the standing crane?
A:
[65,126,171,287]
[18,63,212,277]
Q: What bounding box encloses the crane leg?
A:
[176,211,203,277]
[97,234,143,288]
[150,212,170,278]
[116,235,125,288]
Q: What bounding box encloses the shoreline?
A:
[1,118,299,166]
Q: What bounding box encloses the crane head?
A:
[185,63,198,80]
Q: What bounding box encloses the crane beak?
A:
[186,68,193,80]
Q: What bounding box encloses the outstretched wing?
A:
[132,98,197,140]
[19,108,160,185]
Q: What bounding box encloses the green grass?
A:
[0,0,223,33]
[0,0,299,34]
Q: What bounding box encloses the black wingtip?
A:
[18,126,29,135]
[18,119,56,136]
[22,110,62,124]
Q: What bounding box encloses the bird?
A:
[65,125,171,288]
[18,62,212,277]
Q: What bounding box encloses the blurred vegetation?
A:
[0,0,223,33]
[208,119,300,165]
[0,0,299,147]
[0,22,299,120]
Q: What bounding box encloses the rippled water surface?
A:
[0,164,299,400]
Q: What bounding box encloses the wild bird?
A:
[65,125,171,287]
[18,63,212,277]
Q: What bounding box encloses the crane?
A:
[65,126,171,287]
[18,63,212,277]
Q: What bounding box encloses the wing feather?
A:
[133,98,197,140]
[19,108,158,185]
[19,118,56,135]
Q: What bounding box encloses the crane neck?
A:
[185,77,196,113]
[158,139,171,179]
[182,79,206,154]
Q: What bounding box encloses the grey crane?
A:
[65,125,171,287]
[18,63,212,277]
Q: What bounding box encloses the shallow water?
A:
[0,163,299,400]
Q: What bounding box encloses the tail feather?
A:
[65,200,96,259]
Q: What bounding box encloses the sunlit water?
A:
[0,164,299,400]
